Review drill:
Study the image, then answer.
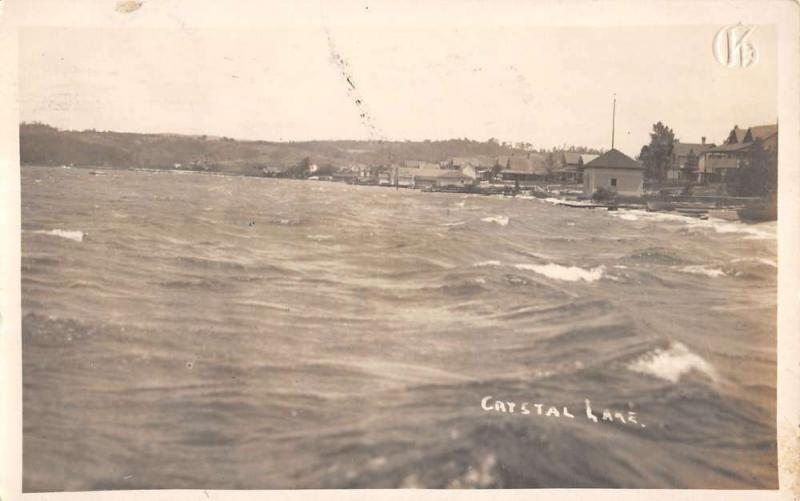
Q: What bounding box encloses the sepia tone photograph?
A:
[8,2,794,495]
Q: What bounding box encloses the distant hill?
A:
[20,122,602,176]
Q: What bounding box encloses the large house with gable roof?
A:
[697,124,778,183]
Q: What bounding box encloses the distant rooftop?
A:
[672,141,714,157]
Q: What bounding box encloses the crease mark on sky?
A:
[324,27,384,141]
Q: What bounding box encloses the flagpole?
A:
[611,93,616,150]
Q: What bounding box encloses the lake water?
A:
[21,165,777,490]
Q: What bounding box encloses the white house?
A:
[583,149,643,198]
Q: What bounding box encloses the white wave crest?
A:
[678,265,726,278]
[447,454,497,489]
[627,342,717,383]
[623,210,692,223]
[473,260,502,267]
[612,209,776,240]
[481,215,509,226]
[514,263,606,282]
[708,220,775,240]
[731,257,777,268]
[30,229,84,242]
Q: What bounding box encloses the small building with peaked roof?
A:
[583,149,643,198]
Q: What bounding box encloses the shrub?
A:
[592,187,617,202]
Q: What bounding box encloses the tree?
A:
[490,159,506,179]
[283,156,312,178]
[592,186,617,202]
[639,122,675,181]
[544,152,557,177]
[735,139,777,197]
[315,164,334,177]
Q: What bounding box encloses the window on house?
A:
[610,178,617,187]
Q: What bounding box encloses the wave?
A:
[731,257,777,268]
[514,263,605,283]
[707,220,775,240]
[541,197,597,207]
[444,454,497,489]
[470,261,606,283]
[28,229,84,242]
[481,215,509,226]
[625,247,686,265]
[613,210,688,223]
[677,265,727,278]
[174,256,248,272]
[610,210,776,241]
[473,260,502,267]
[627,341,717,383]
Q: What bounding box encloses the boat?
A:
[737,206,777,222]
[674,207,708,217]
[646,200,675,212]
[737,193,777,222]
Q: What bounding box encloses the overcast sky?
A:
[20,23,776,157]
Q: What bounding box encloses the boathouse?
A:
[500,154,548,184]
[392,167,474,189]
[582,149,643,198]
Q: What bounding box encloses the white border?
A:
[1,1,797,500]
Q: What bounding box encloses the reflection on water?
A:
[22,166,777,490]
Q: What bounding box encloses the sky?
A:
[19,23,777,157]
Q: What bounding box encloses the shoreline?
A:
[23,163,775,223]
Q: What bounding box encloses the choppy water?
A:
[21,165,777,491]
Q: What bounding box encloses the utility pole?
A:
[611,93,617,150]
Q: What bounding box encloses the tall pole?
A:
[611,93,616,150]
